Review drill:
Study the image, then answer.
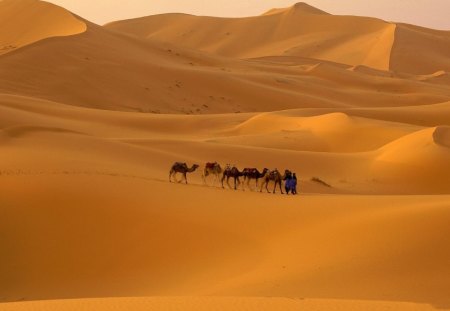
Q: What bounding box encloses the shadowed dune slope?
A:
[0,0,86,55]
[391,24,450,75]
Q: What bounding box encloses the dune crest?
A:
[373,127,450,193]
[262,2,329,16]
[105,4,450,74]
[0,0,87,55]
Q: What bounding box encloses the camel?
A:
[221,165,244,190]
[202,162,223,186]
[242,168,269,191]
[169,162,199,184]
[260,169,291,194]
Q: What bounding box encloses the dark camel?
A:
[260,169,291,194]
[221,165,244,190]
[242,168,269,191]
[169,162,199,184]
[202,162,223,186]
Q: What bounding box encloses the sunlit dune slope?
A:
[0,1,449,113]
[0,28,449,113]
[372,126,450,193]
[1,172,449,306]
[0,0,86,55]
[106,2,450,74]
[105,2,396,71]
[0,297,443,311]
[0,94,449,197]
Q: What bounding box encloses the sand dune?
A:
[105,3,397,71]
[372,127,450,193]
[0,1,448,113]
[1,174,449,306]
[0,94,448,194]
[391,24,450,75]
[0,0,86,55]
[0,297,442,311]
[1,1,449,311]
[0,28,449,113]
[106,2,450,74]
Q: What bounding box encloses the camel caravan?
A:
[169,162,298,194]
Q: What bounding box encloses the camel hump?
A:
[244,168,257,174]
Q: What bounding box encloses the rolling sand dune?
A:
[105,3,397,71]
[106,2,450,74]
[1,1,450,311]
[0,27,449,113]
[0,0,86,55]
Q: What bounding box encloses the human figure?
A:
[285,172,293,194]
[292,173,298,195]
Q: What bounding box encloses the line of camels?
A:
[169,162,297,194]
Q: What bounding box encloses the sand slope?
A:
[105,3,397,71]
[0,27,449,113]
[106,2,450,74]
[0,0,86,55]
[0,297,442,311]
[0,1,449,113]
[391,24,450,75]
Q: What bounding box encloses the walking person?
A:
[285,171,293,194]
[292,173,298,195]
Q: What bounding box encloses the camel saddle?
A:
[205,162,218,169]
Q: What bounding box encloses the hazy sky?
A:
[47,0,450,30]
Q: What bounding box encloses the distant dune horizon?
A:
[43,0,450,30]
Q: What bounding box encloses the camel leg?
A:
[221,175,225,188]
[183,172,188,184]
[226,176,232,189]
[280,180,284,194]
[169,170,173,182]
[266,180,270,193]
[202,170,208,185]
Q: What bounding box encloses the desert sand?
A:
[0,1,449,311]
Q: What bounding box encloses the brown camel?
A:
[260,169,291,194]
[221,165,244,190]
[169,162,199,184]
[242,168,269,191]
[202,162,223,186]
